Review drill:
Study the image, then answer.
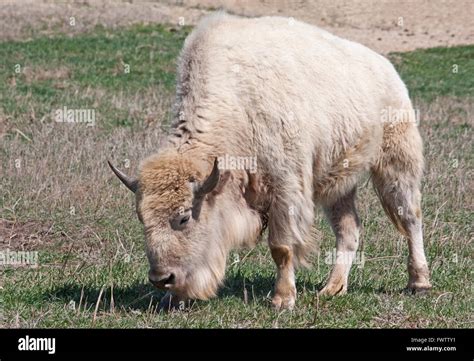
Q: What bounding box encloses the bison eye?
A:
[170,209,192,231]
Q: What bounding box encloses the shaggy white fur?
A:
[111,12,431,310]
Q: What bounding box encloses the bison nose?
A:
[149,271,176,289]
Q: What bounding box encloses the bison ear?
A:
[108,160,138,193]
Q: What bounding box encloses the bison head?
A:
[108,151,262,304]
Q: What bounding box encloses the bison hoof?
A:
[404,284,432,295]
[158,292,190,312]
[272,293,296,310]
[318,283,347,297]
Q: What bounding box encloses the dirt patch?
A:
[0,0,206,41]
[0,219,54,251]
[22,66,71,84]
[184,0,474,54]
[0,219,119,268]
[1,0,473,54]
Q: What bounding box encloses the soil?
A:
[1,0,472,54]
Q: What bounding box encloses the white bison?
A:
[109,12,431,310]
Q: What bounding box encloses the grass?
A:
[392,46,474,101]
[0,24,189,130]
[0,24,473,328]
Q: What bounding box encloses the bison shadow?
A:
[45,274,280,312]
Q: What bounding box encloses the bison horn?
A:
[192,157,220,220]
[108,160,138,193]
[196,157,220,196]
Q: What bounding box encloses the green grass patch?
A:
[389,45,474,101]
[0,24,190,130]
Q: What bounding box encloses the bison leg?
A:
[270,244,296,310]
[320,188,360,296]
[371,122,431,293]
[266,175,316,309]
[372,166,431,293]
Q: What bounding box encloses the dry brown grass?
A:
[1,84,172,269]
[21,66,71,84]
[2,95,471,262]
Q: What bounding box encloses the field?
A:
[1,11,473,328]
